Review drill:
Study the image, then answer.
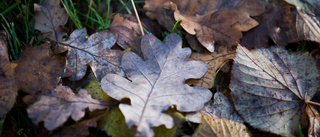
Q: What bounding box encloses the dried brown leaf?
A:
[143,0,179,30]
[33,0,69,41]
[51,113,105,137]
[230,44,320,135]
[144,0,264,52]
[58,28,124,81]
[241,1,320,49]
[26,85,108,130]
[193,117,251,137]
[306,105,320,137]
[186,46,234,89]
[187,92,243,124]
[15,44,65,95]
[0,31,17,118]
[101,34,212,136]
[109,14,142,50]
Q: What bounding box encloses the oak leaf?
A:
[187,92,243,123]
[144,0,264,52]
[193,117,251,137]
[241,1,320,49]
[101,34,212,136]
[15,43,65,95]
[58,28,124,81]
[0,31,17,118]
[109,14,142,50]
[186,46,234,89]
[230,44,320,135]
[33,0,69,41]
[26,85,108,130]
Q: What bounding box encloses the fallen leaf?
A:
[58,28,124,81]
[51,112,105,137]
[15,43,65,95]
[230,44,320,135]
[26,85,108,130]
[33,0,69,41]
[143,0,179,30]
[109,14,142,50]
[144,0,264,52]
[241,1,320,49]
[101,34,212,136]
[186,46,234,89]
[193,117,251,137]
[185,34,207,53]
[0,31,17,118]
[306,105,320,137]
[186,92,242,124]
[284,0,320,16]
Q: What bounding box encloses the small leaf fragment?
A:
[109,14,142,50]
[193,117,251,137]
[0,31,17,118]
[187,46,234,89]
[186,92,242,124]
[26,85,108,130]
[306,105,320,137]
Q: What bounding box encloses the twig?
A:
[130,0,144,36]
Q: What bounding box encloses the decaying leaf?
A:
[241,1,320,49]
[58,28,124,81]
[143,0,178,30]
[33,0,69,41]
[306,105,320,137]
[0,31,17,118]
[186,46,234,89]
[193,117,251,137]
[26,85,108,130]
[230,44,320,135]
[144,0,264,52]
[109,14,142,50]
[101,34,212,136]
[15,43,65,95]
[51,113,105,137]
[187,92,242,124]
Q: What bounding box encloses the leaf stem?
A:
[306,100,320,106]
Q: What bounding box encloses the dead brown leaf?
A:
[143,0,179,30]
[193,117,251,137]
[33,0,69,41]
[26,85,108,130]
[144,0,264,52]
[186,46,234,89]
[51,112,105,137]
[101,34,212,136]
[241,1,320,49]
[15,43,65,95]
[58,28,124,81]
[230,44,320,135]
[306,105,320,137]
[0,31,17,118]
[109,14,142,50]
